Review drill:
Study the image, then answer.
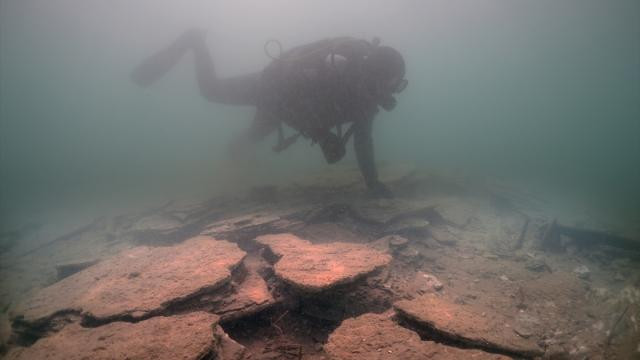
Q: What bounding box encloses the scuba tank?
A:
[263,37,381,162]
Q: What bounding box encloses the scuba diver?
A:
[131,29,408,197]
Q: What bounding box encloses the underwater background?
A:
[1,0,639,233]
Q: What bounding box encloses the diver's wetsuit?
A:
[132,31,402,196]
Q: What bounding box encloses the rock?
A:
[200,254,276,322]
[513,313,541,339]
[255,233,391,293]
[398,245,421,262]
[356,198,435,225]
[573,265,590,280]
[55,259,100,281]
[420,272,444,292]
[388,235,409,250]
[12,236,246,327]
[215,326,247,360]
[5,312,243,360]
[525,258,550,273]
[369,236,391,253]
[202,210,299,240]
[131,213,183,232]
[499,274,510,282]
[434,199,474,228]
[385,217,430,235]
[394,294,544,358]
[429,226,458,246]
[324,312,509,360]
[1,313,10,352]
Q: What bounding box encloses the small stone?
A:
[500,275,510,282]
[573,265,590,280]
[388,235,409,249]
[420,272,443,291]
[514,326,533,339]
[525,259,549,273]
[398,245,421,262]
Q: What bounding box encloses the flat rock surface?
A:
[325,312,509,360]
[13,236,245,324]
[5,312,239,360]
[394,294,543,357]
[256,233,391,292]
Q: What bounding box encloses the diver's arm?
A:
[353,115,392,197]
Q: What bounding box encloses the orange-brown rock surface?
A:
[5,312,244,360]
[394,294,544,358]
[325,312,509,360]
[200,254,276,321]
[13,236,246,325]
[256,233,391,292]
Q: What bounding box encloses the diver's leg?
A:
[132,29,260,106]
[188,30,261,106]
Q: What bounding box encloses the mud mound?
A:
[5,312,243,360]
[325,312,509,360]
[256,233,391,292]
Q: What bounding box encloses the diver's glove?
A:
[368,181,393,199]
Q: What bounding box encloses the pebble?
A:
[573,265,590,280]
[421,273,444,291]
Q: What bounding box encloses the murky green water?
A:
[1,0,638,232]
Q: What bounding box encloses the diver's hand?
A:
[368,181,393,198]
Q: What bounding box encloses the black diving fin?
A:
[130,32,197,87]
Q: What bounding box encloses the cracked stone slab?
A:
[255,233,391,293]
[325,312,509,360]
[12,236,246,325]
[394,294,544,358]
[201,254,276,322]
[201,209,301,240]
[5,312,244,360]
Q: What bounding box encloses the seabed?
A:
[1,165,639,359]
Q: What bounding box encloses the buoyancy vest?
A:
[260,37,379,156]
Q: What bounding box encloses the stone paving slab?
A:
[394,294,544,358]
[325,312,510,360]
[13,236,246,325]
[256,233,391,293]
[5,312,243,360]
